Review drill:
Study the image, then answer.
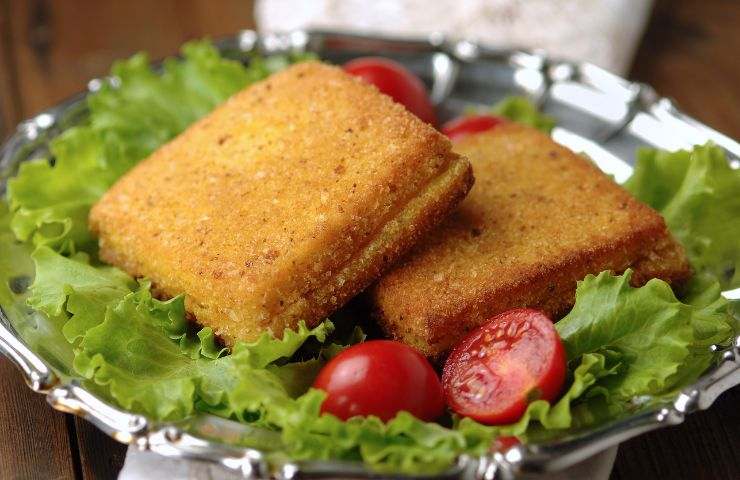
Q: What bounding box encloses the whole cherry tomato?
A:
[491,436,520,452]
[313,340,445,422]
[344,57,437,125]
[441,114,507,141]
[442,308,566,425]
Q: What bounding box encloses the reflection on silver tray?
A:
[1,30,739,480]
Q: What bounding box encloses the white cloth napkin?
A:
[121,1,652,477]
[256,0,654,75]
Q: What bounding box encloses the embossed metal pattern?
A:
[1,30,738,480]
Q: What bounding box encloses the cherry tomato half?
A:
[344,57,437,125]
[442,308,566,425]
[313,340,445,422]
[441,114,507,141]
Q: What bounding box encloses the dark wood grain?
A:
[611,387,740,480]
[630,0,740,138]
[6,0,255,120]
[0,0,22,139]
[73,417,127,480]
[0,357,77,480]
[0,0,738,479]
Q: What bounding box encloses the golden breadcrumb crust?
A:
[89,61,473,344]
[371,124,691,358]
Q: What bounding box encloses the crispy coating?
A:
[371,124,691,358]
[89,61,473,344]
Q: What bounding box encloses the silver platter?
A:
[1,30,739,480]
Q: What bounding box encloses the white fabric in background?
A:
[122,1,653,477]
[120,448,242,480]
[256,0,654,75]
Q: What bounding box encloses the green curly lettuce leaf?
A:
[624,144,740,288]
[231,321,335,369]
[73,289,201,419]
[86,42,255,164]
[5,41,302,254]
[0,203,35,319]
[27,245,134,322]
[23,246,333,421]
[492,96,556,133]
[554,270,734,421]
[8,128,114,252]
[0,204,77,373]
[277,394,469,474]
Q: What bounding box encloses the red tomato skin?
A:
[344,57,437,126]
[441,114,507,141]
[442,308,566,425]
[313,340,445,422]
[491,436,520,452]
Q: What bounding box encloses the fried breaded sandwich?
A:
[371,124,690,358]
[89,61,473,344]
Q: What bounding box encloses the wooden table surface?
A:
[0,0,738,478]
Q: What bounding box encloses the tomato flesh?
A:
[344,57,437,126]
[313,340,445,422]
[442,308,566,425]
[441,114,506,141]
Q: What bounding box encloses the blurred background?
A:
[0,0,738,140]
[0,1,738,479]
